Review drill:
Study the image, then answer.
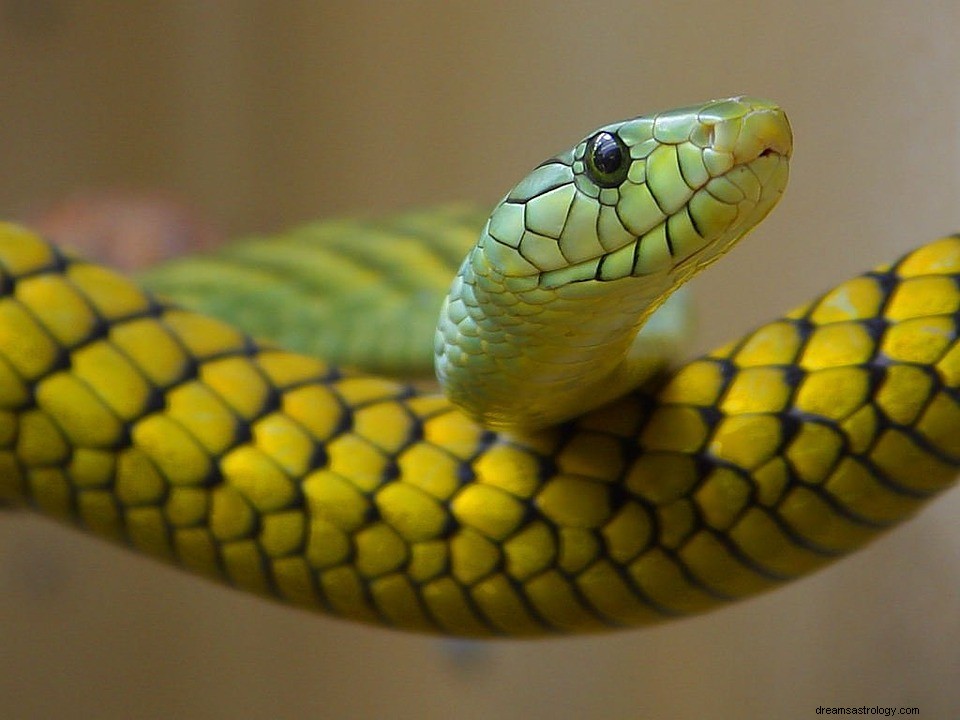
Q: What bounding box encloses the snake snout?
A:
[710,98,793,166]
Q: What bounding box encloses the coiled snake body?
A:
[0,98,957,637]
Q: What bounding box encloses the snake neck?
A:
[434,246,676,430]
[433,99,791,430]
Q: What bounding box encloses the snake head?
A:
[480,96,792,287]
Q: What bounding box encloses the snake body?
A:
[1,100,958,637]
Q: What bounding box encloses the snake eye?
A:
[584,131,629,188]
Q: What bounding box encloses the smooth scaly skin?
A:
[1,222,959,637]
[138,204,491,377]
[435,98,791,429]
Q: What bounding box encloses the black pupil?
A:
[591,133,623,175]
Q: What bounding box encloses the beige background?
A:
[2,1,959,718]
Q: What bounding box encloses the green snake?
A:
[1,97,958,637]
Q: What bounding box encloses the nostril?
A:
[759,147,778,158]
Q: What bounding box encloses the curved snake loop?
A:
[0,104,958,637]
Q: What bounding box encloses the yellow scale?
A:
[1,224,959,636]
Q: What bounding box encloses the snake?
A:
[1,97,958,637]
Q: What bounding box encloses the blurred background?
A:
[1,1,959,718]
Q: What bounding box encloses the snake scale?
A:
[1,98,958,637]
